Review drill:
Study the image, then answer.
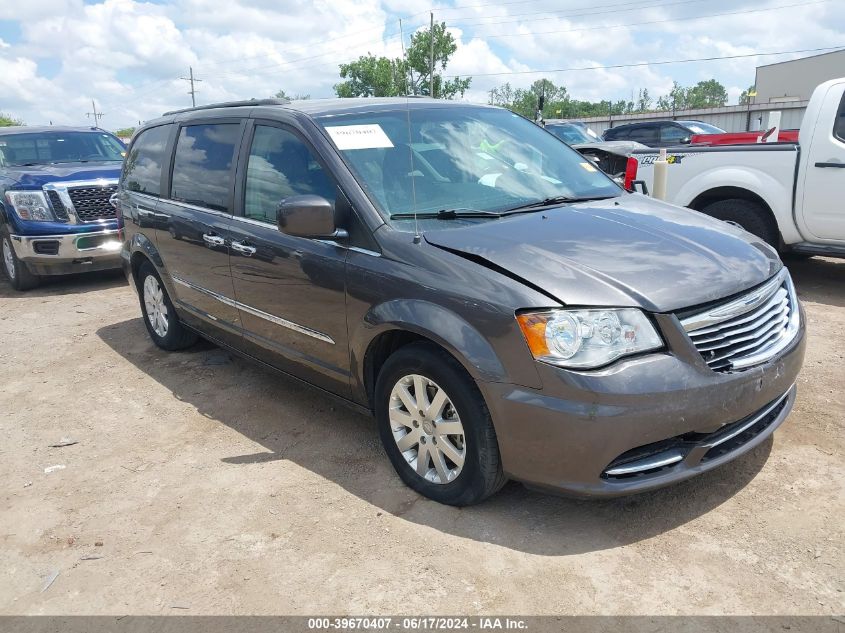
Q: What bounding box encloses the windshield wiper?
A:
[390,208,503,220]
[500,194,618,214]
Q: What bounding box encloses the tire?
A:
[136,260,198,351]
[375,341,506,506]
[701,198,779,248]
[1,226,40,291]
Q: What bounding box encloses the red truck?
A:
[691,128,799,145]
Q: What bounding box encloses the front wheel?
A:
[375,342,506,506]
[137,260,198,350]
[1,228,40,291]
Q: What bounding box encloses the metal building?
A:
[755,49,845,103]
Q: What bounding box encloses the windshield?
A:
[546,124,593,144]
[0,131,125,166]
[681,122,725,135]
[317,105,620,228]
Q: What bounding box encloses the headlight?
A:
[5,191,54,222]
[516,308,663,369]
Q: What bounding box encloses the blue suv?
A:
[0,126,125,290]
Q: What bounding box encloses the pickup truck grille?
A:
[680,269,800,372]
[68,185,118,222]
[45,190,70,221]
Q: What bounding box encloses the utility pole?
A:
[399,19,410,95]
[86,99,104,126]
[429,12,435,98]
[181,66,202,107]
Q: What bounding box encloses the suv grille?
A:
[68,185,118,222]
[680,270,800,372]
[45,189,69,221]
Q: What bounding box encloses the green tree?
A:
[656,81,688,111]
[114,127,135,138]
[0,113,24,127]
[687,79,728,108]
[334,21,471,99]
[274,89,310,100]
[636,88,653,112]
[739,85,756,105]
[335,55,405,97]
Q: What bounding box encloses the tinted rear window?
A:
[123,125,171,197]
[170,123,241,212]
[603,127,626,140]
[628,126,659,144]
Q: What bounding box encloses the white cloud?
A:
[0,0,843,128]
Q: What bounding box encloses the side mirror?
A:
[277,195,348,239]
[680,136,691,144]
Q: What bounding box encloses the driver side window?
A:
[244,125,336,224]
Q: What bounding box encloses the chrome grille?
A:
[681,269,800,372]
[68,185,118,222]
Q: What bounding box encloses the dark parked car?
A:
[1,126,125,290]
[603,120,726,147]
[116,98,804,505]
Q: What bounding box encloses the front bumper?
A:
[10,229,123,275]
[481,310,806,497]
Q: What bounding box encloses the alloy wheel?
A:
[3,238,16,280]
[143,275,169,338]
[389,374,466,484]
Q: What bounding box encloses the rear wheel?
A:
[375,342,506,506]
[137,260,198,350]
[1,227,40,291]
[700,198,779,247]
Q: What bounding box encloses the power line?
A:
[192,0,699,72]
[198,0,824,82]
[445,45,845,78]
[444,0,711,28]
[471,0,831,41]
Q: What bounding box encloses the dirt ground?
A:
[0,257,842,616]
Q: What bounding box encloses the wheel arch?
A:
[354,300,513,411]
[127,232,168,290]
[688,186,774,217]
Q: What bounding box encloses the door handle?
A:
[203,233,226,246]
[814,162,845,168]
[137,207,170,219]
[230,240,257,256]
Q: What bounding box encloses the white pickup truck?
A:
[631,77,845,257]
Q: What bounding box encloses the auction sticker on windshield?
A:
[325,124,394,150]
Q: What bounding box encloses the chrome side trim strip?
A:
[171,275,335,344]
[706,388,792,449]
[164,199,232,218]
[681,268,787,332]
[605,450,685,476]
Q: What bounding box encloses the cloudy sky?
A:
[1,0,844,129]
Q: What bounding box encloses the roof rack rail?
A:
[163,98,290,116]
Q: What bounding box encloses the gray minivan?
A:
[116,98,805,505]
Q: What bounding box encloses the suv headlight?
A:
[5,191,55,222]
[516,308,663,369]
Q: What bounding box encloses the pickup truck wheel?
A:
[375,342,506,506]
[701,199,779,247]
[137,261,198,351]
[1,228,40,291]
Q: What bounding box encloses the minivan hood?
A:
[423,195,781,313]
[3,161,121,188]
